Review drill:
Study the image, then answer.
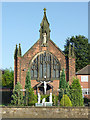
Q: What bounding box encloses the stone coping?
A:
[1,106,89,108]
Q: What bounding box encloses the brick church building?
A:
[14,8,75,94]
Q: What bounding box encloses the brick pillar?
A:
[68,43,76,85]
[14,44,18,88]
[69,57,75,85]
[17,57,21,83]
[14,59,17,88]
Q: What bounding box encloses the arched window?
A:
[31,52,60,81]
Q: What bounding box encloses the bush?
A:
[59,69,70,101]
[52,95,58,106]
[70,77,84,106]
[11,82,24,106]
[28,88,37,106]
[40,95,49,102]
[60,94,72,107]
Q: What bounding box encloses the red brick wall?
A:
[14,39,69,93]
[76,75,90,89]
[76,75,90,99]
[69,57,76,85]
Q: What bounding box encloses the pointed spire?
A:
[69,43,71,57]
[14,44,18,59]
[18,43,22,57]
[72,43,75,58]
[39,8,51,40]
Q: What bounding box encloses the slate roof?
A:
[76,65,90,75]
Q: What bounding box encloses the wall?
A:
[77,75,89,88]
[1,107,89,119]
[77,75,90,99]
[14,39,66,91]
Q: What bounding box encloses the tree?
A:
[28,88,37,106]
[25,70,31,89]
[11,82,23,106]
[2,68,14,88]
[70,77,84,106]
[64,35,89,72]
[24,70,32,105]
[59,69,67,89]
[60,94,72,107]
[59,69,67,100]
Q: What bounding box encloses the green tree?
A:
[2,68,14,88]
[28,88,37,106]
[70,77,84,106]
[25,70,31,105]
[11,82,23,106]
[59,69,67,100]
[64,35,89,72]
[60,94,72,107]
[59,69,67,89]
[25,70,31,89]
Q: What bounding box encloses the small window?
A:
[81,76,88,82]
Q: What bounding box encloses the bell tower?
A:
[39,8,51,47]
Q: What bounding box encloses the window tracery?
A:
[31,52,60,81]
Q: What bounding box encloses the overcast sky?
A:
[1,2,88,70]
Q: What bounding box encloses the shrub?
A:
[28,88,37,106]
[11,82,24,106]
[40,95,49,102]
[60,94,72,107]
[52,95,58,106]
[59,69,69,101]
[25,70,31,89]
[70,77,84,106]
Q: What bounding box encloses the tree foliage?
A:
[25,70,31,89]
[70,77,84,106]
[59,69,66,89]
[28,88,37,106]
[64,35,89,72]
[59,69,69,100]
[60,94,72,107]
[2,68,14,88]
[24,70,37,106]
[11,82,24,106]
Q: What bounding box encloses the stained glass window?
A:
[31,52,60,80]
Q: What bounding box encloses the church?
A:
[14,8,75,94]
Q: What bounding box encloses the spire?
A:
[69,43,71,57]
[14,44,18,59]
[18,43,22,57]
[39,8,51,41]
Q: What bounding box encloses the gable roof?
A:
[49,39,65,56]
[76,65,90,75]
[22,39,65,57]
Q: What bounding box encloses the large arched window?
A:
[31,52,60,81]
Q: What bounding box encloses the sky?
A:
[1,2,88,70]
